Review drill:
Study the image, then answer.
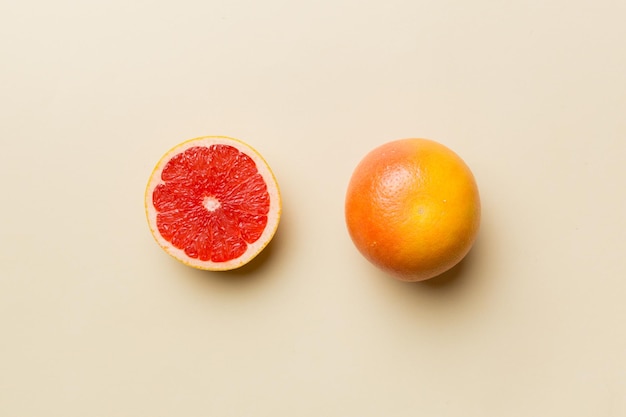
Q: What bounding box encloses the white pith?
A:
[145,136,281,271]
[202,196,221,212]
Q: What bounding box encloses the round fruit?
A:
[345,138,480,281]
[145,136,281,270]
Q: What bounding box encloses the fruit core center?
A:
[203,196,221,212]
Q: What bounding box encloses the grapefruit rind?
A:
[145,136,281,271]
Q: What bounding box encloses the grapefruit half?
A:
[145,136,281,270]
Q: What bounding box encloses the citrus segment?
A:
[145,136,281,270]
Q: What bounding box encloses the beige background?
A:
[1,0,625,416]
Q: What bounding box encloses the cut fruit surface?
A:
[145,136,281,270]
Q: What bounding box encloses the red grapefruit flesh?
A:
[145,136,281,270]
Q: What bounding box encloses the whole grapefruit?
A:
[345,138,480,281]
